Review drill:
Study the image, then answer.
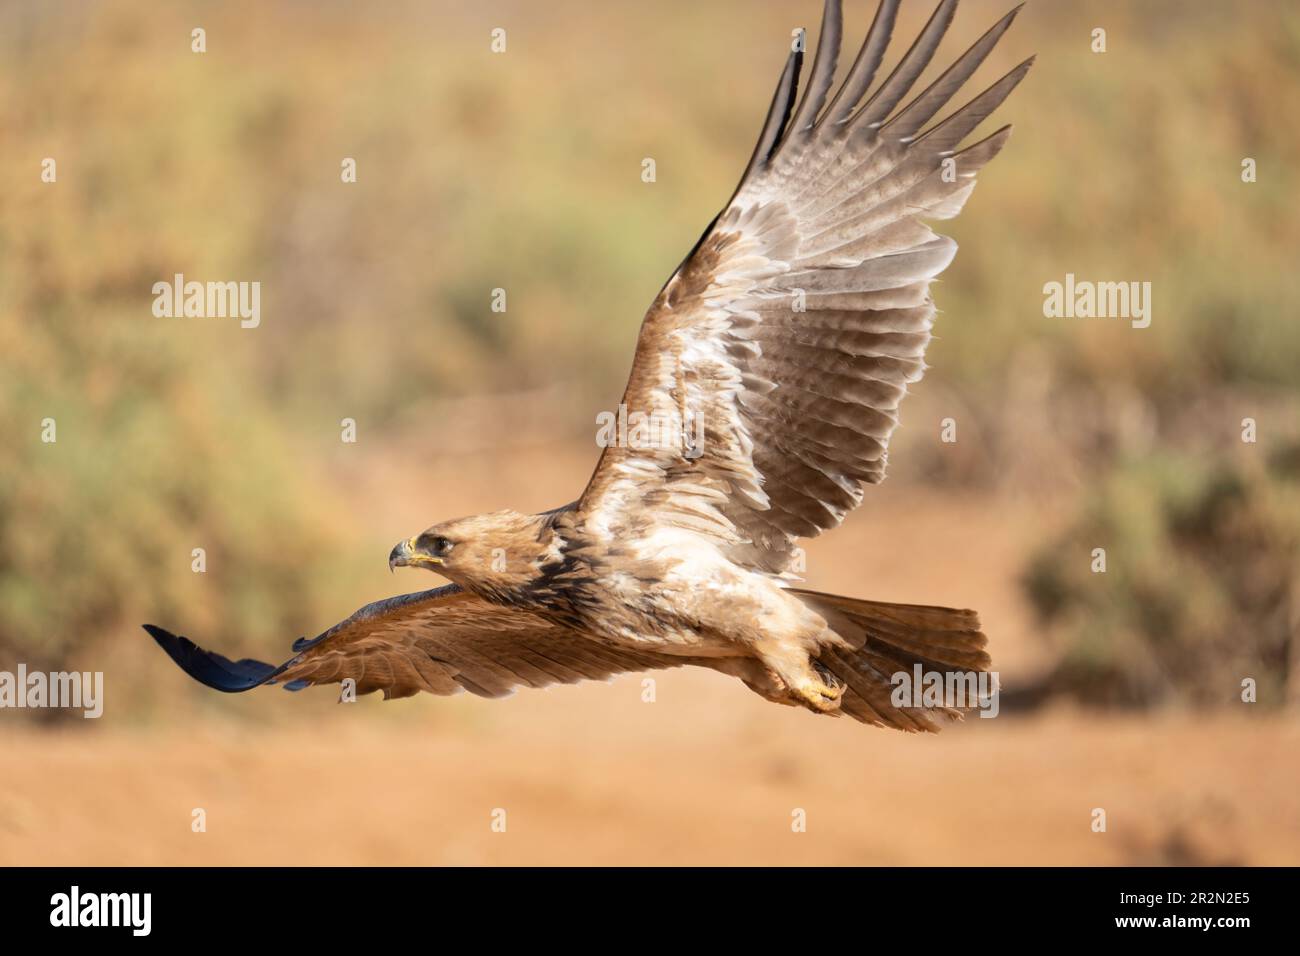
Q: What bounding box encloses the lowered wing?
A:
[147,584,687,701]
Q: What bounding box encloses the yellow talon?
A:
[795,678,843,713]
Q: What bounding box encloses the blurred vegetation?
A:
[1,0,1298,719]
[1022,444,1300,709]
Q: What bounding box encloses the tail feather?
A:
[791,588,993,733]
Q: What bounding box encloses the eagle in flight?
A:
[148,0,1031,731]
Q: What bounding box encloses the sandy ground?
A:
[4,705,1296,866]
[3,441,1297,865]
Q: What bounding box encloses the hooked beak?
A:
[388,536,443,573]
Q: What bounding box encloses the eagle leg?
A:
[751,641,846,715]
[792,671,845,714]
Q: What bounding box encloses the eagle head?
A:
[388,510,550,602]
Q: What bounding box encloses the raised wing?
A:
[578,0,1031,574]
[146,584,686,700]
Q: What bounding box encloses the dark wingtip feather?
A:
[291,634,325,652]
[914,54,1035,152]
[854,0,960,128]
[785,0,844,140]
[738,43,804,187]
[884,1,1027,139]
[143,624,281,693]
[822,0,902,127]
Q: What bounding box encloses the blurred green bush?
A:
[1022,444,1300,709]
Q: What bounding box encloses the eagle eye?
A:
[417,533,454,555]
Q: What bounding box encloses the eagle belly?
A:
[575,524,830,660]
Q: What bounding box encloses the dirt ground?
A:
[4,704,1295,866]
[3,441,1296,866]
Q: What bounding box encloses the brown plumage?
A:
[147,0,1029,732]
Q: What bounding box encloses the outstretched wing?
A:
[146,584,686,701]
[578,0,1031,574]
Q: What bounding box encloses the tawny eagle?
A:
[148,0,1031,731]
